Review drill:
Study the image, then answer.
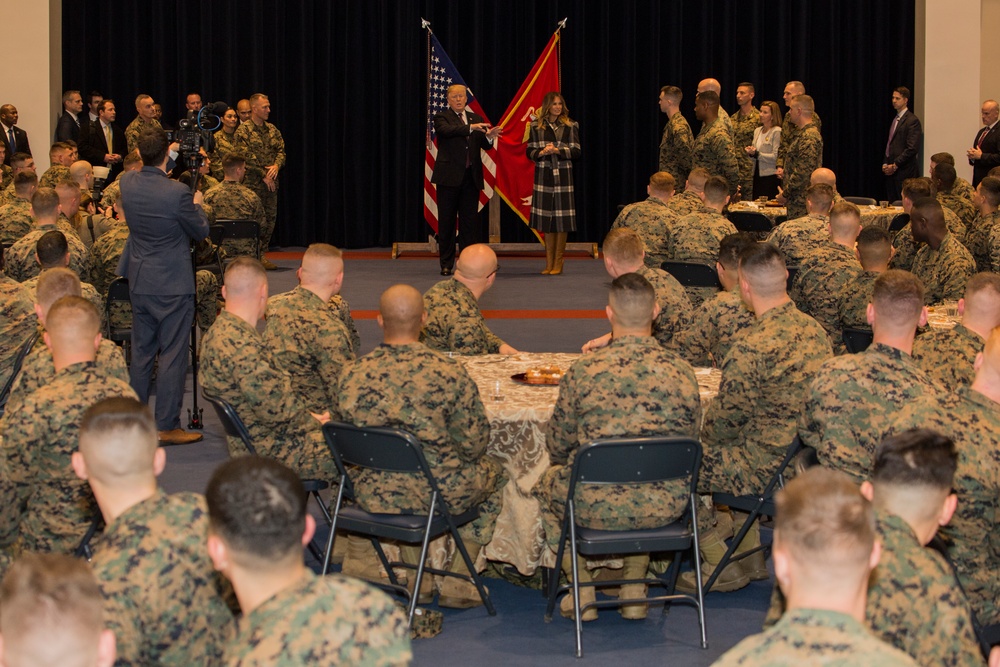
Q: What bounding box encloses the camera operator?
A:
[118,126,208,445]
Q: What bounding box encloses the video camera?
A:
[173,101,228,191]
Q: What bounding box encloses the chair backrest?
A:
[843,196,877,206]
[105,277,132,338]
[888,212,910,232]
[208,224,225,246]
[890,200,903,208]
[202,392,258,455]
[216,219,260,240]
[785,266,799,293]
[661,261,721,289]
[728,210,773,233]
[0,331,39,413]
[842,327,874,353]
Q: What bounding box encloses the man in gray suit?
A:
[119,127,208,444]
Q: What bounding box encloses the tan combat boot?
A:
[340,534,386,583]
[733,514,769,581]
[438,543,487,609]
[618,553,650,620]
[559,553,598,621]
[675,527,750,593]
[399,544,436,605]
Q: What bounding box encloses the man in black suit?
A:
[969,99,1000,187]
[55,90,84,143]
[0,104,30,166]
[881,86,922,202]
[81,99,126,182]
[431,84,501,275]
[118,126,209,445]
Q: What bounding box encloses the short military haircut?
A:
[695,90,720,108]
[978,177,1000,207]
[785,81,806,95]
[829,201,862,237]
[31,187,60,217]
[10,152,33,169]
[965,272,1000,309]
[738,242,787,298]
[718,233,758,270]
[894,86,911,100]
[223,256,267,296]
[659,85,682,103]
[379,284,424,337]
[136,127,169,166]
[35,268,82,310]
[35,231,69,268]
[648,171,675,195]
[608,272,656,329]
[703,176,729,204]
[775,467,875,570]
[221,153,247,172]
[805,183,835,211]
[989,166,1000,180]
[249,93,269,105]
[55,179,81,196]
[738,82,755,93]
[13,170,37,195]
[873,428,956,491]
[0,553,105,667]
[930,152,955,166]
[856,226,892,268]
[79,397,159,485]
[49,142,70,157]
[902,177,934,201]
[933,162,957,190]
[911,196,945,232]
[206,456,306,564]
[97,99,114,114]
[872,269,924,325]
[134,94,152,107]
[686,167,711,190]
[46,295,100,343]
[122,151,142,169]
[603,227,644,264]
[791,94,815,113]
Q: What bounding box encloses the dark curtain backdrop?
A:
[63,1,914,248]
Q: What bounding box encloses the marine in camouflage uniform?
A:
[911,233,975,304]
[964,210,1000,272]
[0,276,36,391]
[669,206,737,307]
[801,343,937,484]
[5,223,91,283]
[233,115,285,251]
[199,310,335,481]
[891,208,967,271]
[866,511,983,667]
[88,217,129,294]
[38,164,70,189]
[533,335,703,549]
[666,188,704,218]
[989,224,1000,273]
[659,113,694,184]
[775,110,822,169]
[764,214,829,266]
[611,197,676,269]
[264,285,355,415]
[954,176,976,202]
[20,274,106,330]
[700,301,832,496]
[938,190,978,230]
[209,128,238,181]
[713,608,918,666]
[0,196,33,244]
[694,119,740,197]
[837,270,880,331]
[420,279,508,354]
[677,287,755,367]
[0,164,10,191]
[124,116,162,154]
[92,490,234,666]
[789,240,862,349]
[99,174,123,210]
[337,341,504,545]
[781,122,823,220]
[912,324,983,393]
[330,294,361,354]
[222,570,411,667]
[635,264,693,351]
[2,361,136,557]
[203,179,266,259]
[892,388,1000,625]
[732,107,761,200]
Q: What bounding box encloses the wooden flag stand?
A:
[393,198,598,259]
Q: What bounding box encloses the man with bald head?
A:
[0,104,30,166]
[910,197,975,304]
[236,99,252,124]
[776,81,822,178]
[264,244,355,414]
[200,258,335,481]
[809,167,842,204]
[337,283,505,608]
[667,167,711,218]
[968,99,1000,186]
[421,243,518,355]
[693,91,739,197]
[2,296,137,561]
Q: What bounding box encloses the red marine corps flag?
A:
[494,22,564,237]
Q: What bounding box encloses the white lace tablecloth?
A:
[728,201,905,230]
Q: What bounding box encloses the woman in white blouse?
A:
[745,100,782,199]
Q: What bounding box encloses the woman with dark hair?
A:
[527,92,581,275]
[746,100,783,199]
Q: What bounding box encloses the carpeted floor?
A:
[156,247,770,665]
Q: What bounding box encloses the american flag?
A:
[423,32,497,233]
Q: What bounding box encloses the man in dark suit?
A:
[432,84,501,275]
[81,99,126,182]
[969,99,1000,187]
[881,86,922,202]
[55,90,84,143]
[118,126,209,444]
[0,104,31,166]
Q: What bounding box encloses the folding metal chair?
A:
[703,436,804,594]
[728,210,774,233]
[543,437,706,658]
[0,331,38,417]
[844,196,877,206]
[661,261,721,289]
[321,421,496,628]
[215,219,261,260]
[842,327,875,353]
[888,212,910,232]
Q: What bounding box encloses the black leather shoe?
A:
[441,267,453,276]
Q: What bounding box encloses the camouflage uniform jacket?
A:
[0,164,10,191]
[801,343,937,484]
[667,189,705,218]
[701,301,832,494]
[209,128,238,181]
[964,210,1000,272]
[204,180,265,227]
[38,164,70,188]
[732,107,761,196]
[420,279,506,354]
[677,287,755,367]
[867,511,983,667]
[954,177,975,201]
[89,218,130,294]
[0,197,33,244]
[264,286,355,415]
[535,335,702,544]
[837,270,880,330]
[125,117,162,154]
[92,490,234,667]
[669,206,738,264]
[222,570,411,667]
[5,223,92,283]
[611,196,676,269]
[659,113,694,184]
[200,311,332,480]
[938,191,978,229]
[781,123,824,220]
[891,208,966,272]
[0,277,35,392]
[99,175,123,210]
[776,110,822,167]
[3,361,136,555]
[789,240,862,346]
[989,223,1000,274]
[911,233,975,304]
[330,294,361,354]
[892,387,1000,625]
[765,214,829,266]
[636,264,692,351]
[912,323,983,393]
[694,117,740,196]
[233,120,286,188]
[0,181,14,207]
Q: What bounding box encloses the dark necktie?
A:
[7,128,15,153]
[885,116,899,157]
